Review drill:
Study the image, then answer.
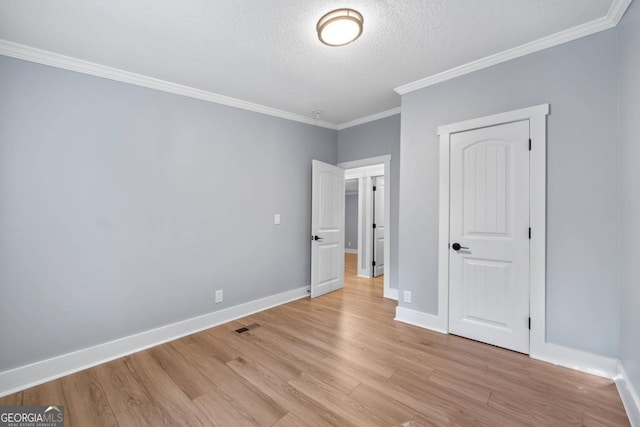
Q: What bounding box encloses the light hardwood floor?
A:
[0,253,629,426]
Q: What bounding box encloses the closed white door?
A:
[372,176,385,277]
[449,120,530,354]
[311,160,345,298]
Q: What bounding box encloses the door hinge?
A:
[529,228,531,239]
[529,139,532,150]
[528,317,531,330]
[373,186,377,191]
[372,223,377,229]
[372,260,376,267]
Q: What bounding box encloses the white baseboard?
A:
[344,248,358,254]
[384,288,398,301]
[0,286,309,398]
[395,306,448,334]
[394,306,618,380]
[616,361,640,427]
[530,341,618,379]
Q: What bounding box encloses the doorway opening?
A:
[343,163,384,280]
[339,155,394,299]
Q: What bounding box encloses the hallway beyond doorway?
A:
[345,252,383,291]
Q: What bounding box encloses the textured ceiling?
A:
[0,0,617,125]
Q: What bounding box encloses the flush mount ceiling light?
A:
[317,8,363,47]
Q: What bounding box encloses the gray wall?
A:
[345,190,358,250]
[398,31,620,357]
[0,56,337,372]
[618,0,640,397]
[337,114,401,290]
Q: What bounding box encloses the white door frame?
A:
[344,164,383,279]
[339,155,396,300]
[437,104,548,356]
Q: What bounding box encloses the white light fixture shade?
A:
[317,9,363,47]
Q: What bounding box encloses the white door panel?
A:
[449,120,530,354]
[311,160,345,298]
[373,176,385,277]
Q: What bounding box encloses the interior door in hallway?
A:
[372,176,384,277]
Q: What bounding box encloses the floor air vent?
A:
[235,323,260,334]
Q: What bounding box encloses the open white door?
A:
[311,160,345,298]
[372,176,385,277]
[449,120,530,354]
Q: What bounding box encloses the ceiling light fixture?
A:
[317,8,363,47]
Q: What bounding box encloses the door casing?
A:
[344,164,382,279]
[437,104,548,356]
[339,155,395,300]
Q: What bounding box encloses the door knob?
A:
[312,235,323,241]
[451,242,468,251]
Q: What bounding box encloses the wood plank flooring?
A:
[0,254,629,426]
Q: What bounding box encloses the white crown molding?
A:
[337,107,401,130]
[609,0,634,23]
[0,285,309,398]
[0,39,337,130]
[394,0,633,95]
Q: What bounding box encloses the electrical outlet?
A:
[274,214,281,225]
[348,241,351,247]
[215,289,223,304]
[403,290,412,303]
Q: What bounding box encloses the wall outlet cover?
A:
[403,290,412,303]
[215,289,223,303]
